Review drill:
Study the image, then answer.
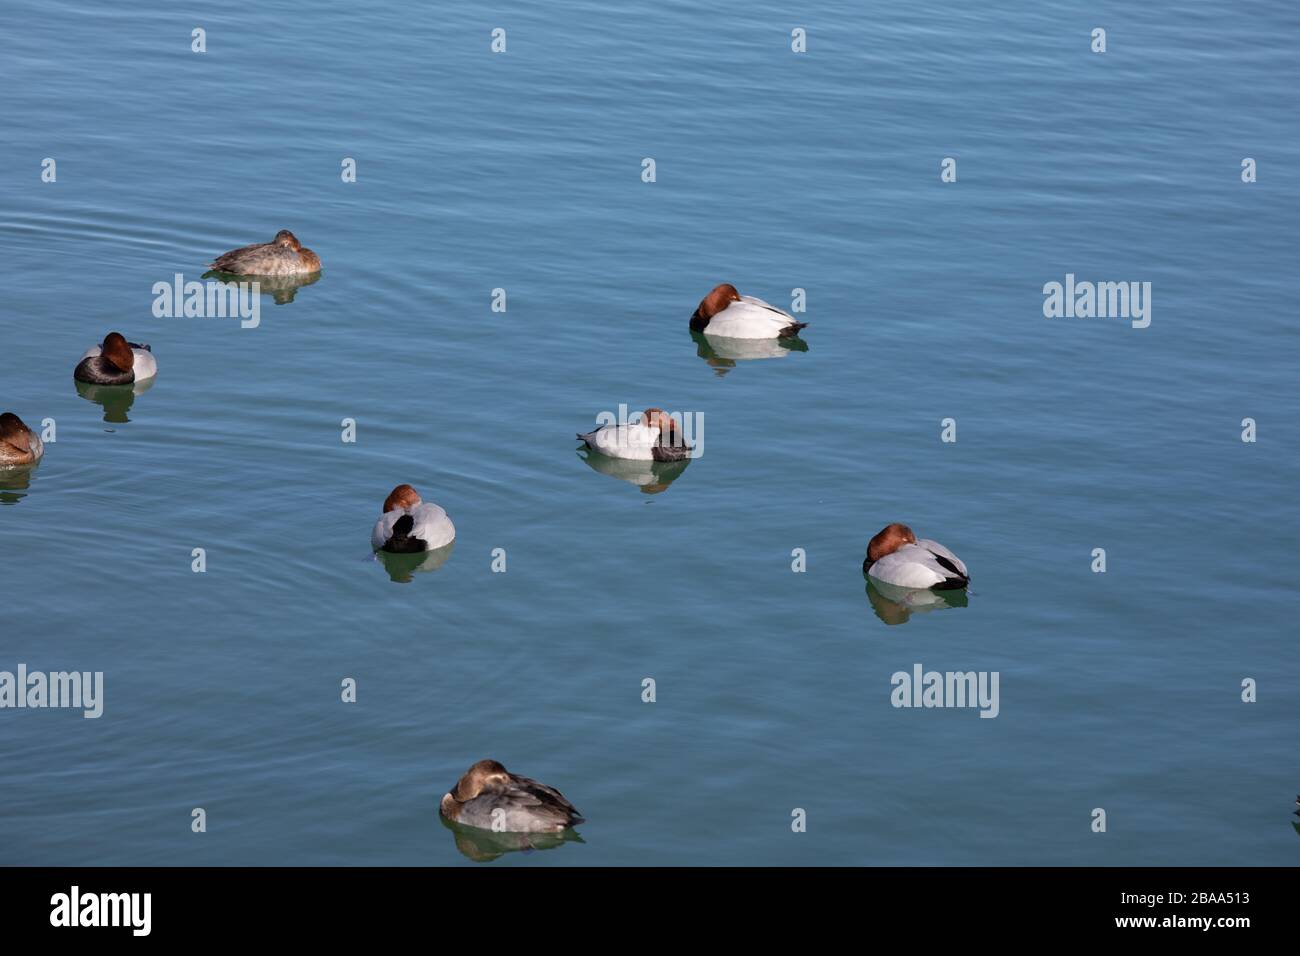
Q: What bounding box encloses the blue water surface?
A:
[1,1,1297,865]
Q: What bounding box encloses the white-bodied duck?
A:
[863,523,969,590]
[74,332,157,387]
[690,283,808,339]
[577,407,691,462]
[371,484,455,553]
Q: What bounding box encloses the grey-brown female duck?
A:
[440,760,583,833]
[210,229,320,276]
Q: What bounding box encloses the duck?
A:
[440,759,583,833]
[862,523,969,590]
[73,332,157,387]
[576,408,692,461]
[370,484,455,553]
[690,283,808,339]
[0,413,43,467]
[210,229,321,276]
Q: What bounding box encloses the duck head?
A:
[274,229,302,251]
[101,332,135,373]
[696,283,742,320]
[642,407,676,433]
[867,522,917,562]
[452,759,511,801]
[0,413,33,455]
[383,483,422,513]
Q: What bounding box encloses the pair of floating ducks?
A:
[64,231,321,389]
[568,289,811,462]
[440,527,970,836]
[0,335,159,458]
[212,232,802,338]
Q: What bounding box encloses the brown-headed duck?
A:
[371,483,455,553]
[0,413,43,467]
[690,283,808,339]
[74,332,157,386]
[863,522,969,590]
[577,407,692,462]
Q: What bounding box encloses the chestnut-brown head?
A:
[867,523,917,562]
[383,483,422,513]
[101,332,135,372]
[642,407,675,433]
[453,759,511,801]
[0,412,32,453]
[696,283,742,320]
[274,229,301,250]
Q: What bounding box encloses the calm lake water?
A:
[2,1,1297,865]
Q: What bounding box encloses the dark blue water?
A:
[2,1,1297,865]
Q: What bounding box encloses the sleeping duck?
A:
[74,332,157,387]
[210,229,321,276]
[0,413,43,467]
[690,283,808,339]
[370,484,455,553]
[577,407,692,462]
[863,523,969,590]
[440,759,583,833]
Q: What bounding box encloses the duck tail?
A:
[779,322,809,337]
[382,514,425,554]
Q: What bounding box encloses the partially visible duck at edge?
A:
[440,759,583,833]
[210,229,321,276]
[690,283,808,339]
[74,332,157,387]
[863,522,970,591]
[577,407,692,462]
[371,484,455,553]
[0,413,43,467]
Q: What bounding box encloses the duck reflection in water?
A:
[690,330,808,377]
[75,376,155,425]
[202,269,321,305]
[375,542,454,583]
[0,460,39,506]
[438,813,585,862]
[865,577,969,626]
[577,448,690,495]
